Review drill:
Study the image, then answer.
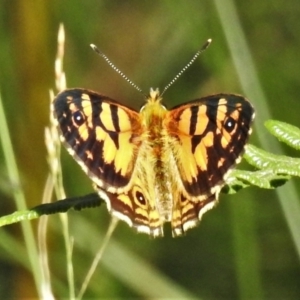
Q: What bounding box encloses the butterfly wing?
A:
[165,94,254,200]
[53,88,144,192]
[172,194,217,236]
[165,94,254,235]
[97,178,163,237]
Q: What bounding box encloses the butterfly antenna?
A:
[161,39,212,96]
[90,44,144,94]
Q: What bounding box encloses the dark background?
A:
[0,1,300,299]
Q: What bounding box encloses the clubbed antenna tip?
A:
[161,39,212,96]
[90,44,143,94]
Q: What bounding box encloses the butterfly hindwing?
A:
[53,88,144,192]
[97,181,163,237]
[172,193,217,236]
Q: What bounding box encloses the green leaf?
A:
[224,169,290,194]
[265,120,300,150]
[244,144,300,177]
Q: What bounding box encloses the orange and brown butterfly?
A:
[52,40,255,237]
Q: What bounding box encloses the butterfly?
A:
[53,87,254,237]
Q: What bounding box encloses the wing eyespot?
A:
[72,110,86,126]
[135,191,146,205]
[224,116,236,133]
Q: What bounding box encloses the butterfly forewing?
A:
[53,88,144,192]
[165,94,254,200]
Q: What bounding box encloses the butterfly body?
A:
[53,88,254,237]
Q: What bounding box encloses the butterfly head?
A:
[140,88,166,112]
[148,88,161,102]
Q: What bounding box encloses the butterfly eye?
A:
[135,191,146,205]
[224,116,236,132]
[72,111,85,126]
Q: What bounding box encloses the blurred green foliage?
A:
[1,0,300,299]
